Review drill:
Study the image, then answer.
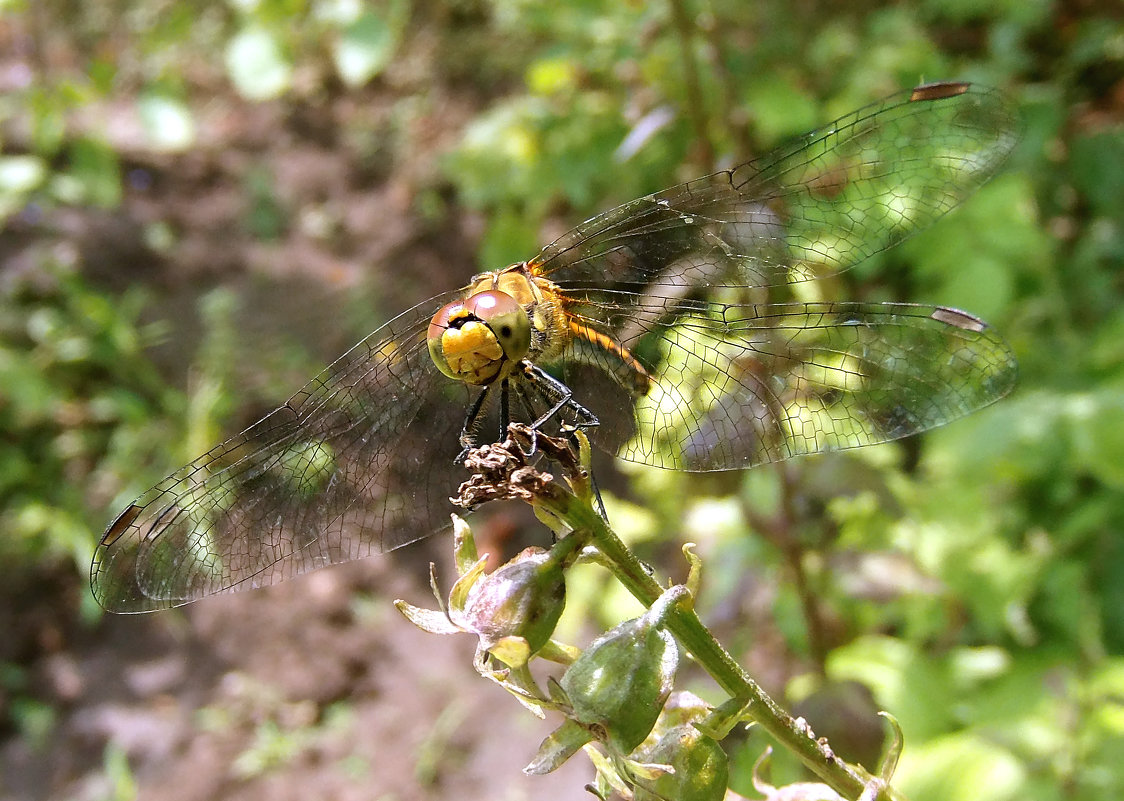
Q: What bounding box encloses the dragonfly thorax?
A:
[427,289,532,385]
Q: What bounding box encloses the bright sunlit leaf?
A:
[897,732,1025,801]
[314,0,363,25]
[332,4,404,87]
[225,27,292,101]
[0,155,47,195]
[137,93,196,152]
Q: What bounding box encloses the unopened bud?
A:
[632,724,729,801]
[558,586,685,753]
[452,545,567,656]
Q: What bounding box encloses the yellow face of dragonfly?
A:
[427,288,532,386]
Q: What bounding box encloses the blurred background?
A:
[1,1,1122,800]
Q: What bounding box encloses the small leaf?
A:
[332,7,401,87]
[452,514,479,575]
[393,599,460,635]
[0,156,47,194]
[1071,391,1124,489]
[225,27,292,101]
[488,636,532,668]
[479,205,541,269]
[137,93,196,152]
[67,138,121,208]
[896,731,1024,801]
[524,718,592,775]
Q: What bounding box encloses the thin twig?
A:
[667,0,714,169]
[778,464,830,674]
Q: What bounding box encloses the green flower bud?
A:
[451,545,566,656]
[558,587,684,753]
[632,724,729,801]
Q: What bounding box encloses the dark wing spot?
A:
[930,307,987,332]
[910,82,970,102]
[101,504,141,547]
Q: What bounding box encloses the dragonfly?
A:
[93,81,1019,613]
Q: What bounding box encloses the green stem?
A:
[535,488,902,801]
[667,0,715,169]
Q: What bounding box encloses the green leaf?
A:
[225,26,292,101]
[905,173,1048,321]
[1069,390,1124,489]
[102,741,138,801]
[0,155,47,219]
[393,599,462,635]
[0,155,47,194]
[826,635,957,740]
[29,86,68,156]
[525,718,593,774]
[137,93,196,152]
[332,5,403,87]
[741,78,819,145]
[1070,131,1124,219]
[527,57,578,95]
[479,205,541,270]
[896,732,1025,801]
[227,0,261,13]
[66,138,121,208]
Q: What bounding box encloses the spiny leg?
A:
[507,362,601,459]
[498,377,511,442]
[516,364,608,521]
[456,382,494,463]
[510,377,547,458]
[520,362,599,434]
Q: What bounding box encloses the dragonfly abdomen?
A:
[565,318,653,397]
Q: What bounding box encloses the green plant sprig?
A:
[445,424,902,801]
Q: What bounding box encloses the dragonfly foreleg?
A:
[518,367,609,521]
[520,362,600,434]
[455,383,494,464]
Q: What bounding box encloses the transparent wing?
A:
[564,298,1017,471]
[92,82,1020,611]
[531,81,1019,470]
[91,290,474,612]
[530,82,1018,293]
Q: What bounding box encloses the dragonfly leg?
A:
[521,362,600,434]
[510,377,544,458]
[500,362,601,459]
[498,378,511,441]
[456,363,602,464]
[522,367,609,522]
[455,383,494,464]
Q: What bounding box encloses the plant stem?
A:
[667,0,714,169]
[778,465,830,674]
[534,488,901,801]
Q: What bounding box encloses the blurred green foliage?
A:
[1,0,1122,799]
[101,742,139,801]
[0,260,179,574]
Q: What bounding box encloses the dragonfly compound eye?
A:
[428,290,531,385]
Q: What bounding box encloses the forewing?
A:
[568,299,1017,471]
[531,83,1018,292]
[92,291,473,612]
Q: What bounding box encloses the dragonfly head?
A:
[428,290,532,385]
